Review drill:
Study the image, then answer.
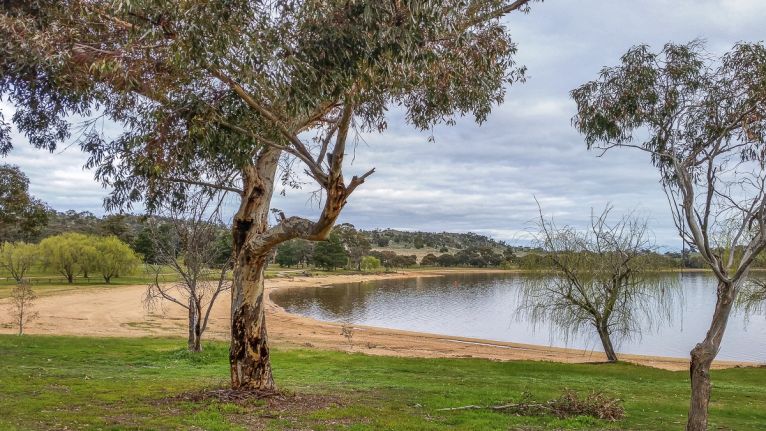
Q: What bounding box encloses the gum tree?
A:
[572,41,766,430]
[1,0,540,390]
[0,164,48,243]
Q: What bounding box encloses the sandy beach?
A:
[0,269,756,371]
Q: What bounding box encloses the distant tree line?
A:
[276,225,517,271]
[363,228,509,252]
[1,174,762,274]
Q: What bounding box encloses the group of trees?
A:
[572,41,766,430]
[2,0,540,390]
[4,1,765,428]
[275,224,371,271]
[0,233,140,284]
[422,246,513,268]
[366,250,417,269]
[365,229,508,251]
[517,249,682,271]
[276,230,513,271]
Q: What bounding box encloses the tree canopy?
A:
[0,164,49,242]
[1,0,538,211]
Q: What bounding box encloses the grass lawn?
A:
[0,335,764,430]
[0,266,181,299]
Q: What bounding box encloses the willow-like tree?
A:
[572,41,766,431]
[0,242,38,283]
[520,205,675,362]
[0,0,540,390]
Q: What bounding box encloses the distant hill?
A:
[361,228,510,252]
[39,213,520,252]
[37,211,531,258]
[40,210,146,244]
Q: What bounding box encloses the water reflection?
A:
[271,272,766,362]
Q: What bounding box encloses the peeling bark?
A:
[230,255,274,390]
[229,149,279,390]
[225,103,372,390]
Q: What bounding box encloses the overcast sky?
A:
[3,0,766,249]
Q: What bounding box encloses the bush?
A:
[360,256,381,272]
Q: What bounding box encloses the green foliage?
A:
[455,246,505,267]
[99,214,135,244]
[367,250,417,268]
[420,253,438,266]
[367,228,508,252]
[0,164,49,243]
[38,233,141,283]
[0,241,38,282]
[313,233,349,271]
[437,253,459,267]
[0,0,535,211]
[413,235,425,249]
[39,233,90,283]
[334,224,371,270]
[517,253,554,270]
[360,255,381,272]
[95,235,141,283]
[276,239,314,268]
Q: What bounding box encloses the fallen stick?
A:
[436,405,483,411]
[437,402,551,412]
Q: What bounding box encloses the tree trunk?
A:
[229,149,280,391]
[686,279,737,431]
[597,325,618,362]
[230,253,274,390]
[188,297,202,352]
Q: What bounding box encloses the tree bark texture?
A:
[686,280,737,431]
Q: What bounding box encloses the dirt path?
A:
[0,270,756,371]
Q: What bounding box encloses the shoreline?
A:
[0,268,759,371]
[263,269,756,371]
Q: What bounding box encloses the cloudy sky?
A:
[3,0,766,249]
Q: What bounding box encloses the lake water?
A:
[271,272,766,362]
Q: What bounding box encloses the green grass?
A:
[1,335,765,430]
[0,265,183,299]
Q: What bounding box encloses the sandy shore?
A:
[0,269,757,371]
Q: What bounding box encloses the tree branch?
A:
[164,176,243,195]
